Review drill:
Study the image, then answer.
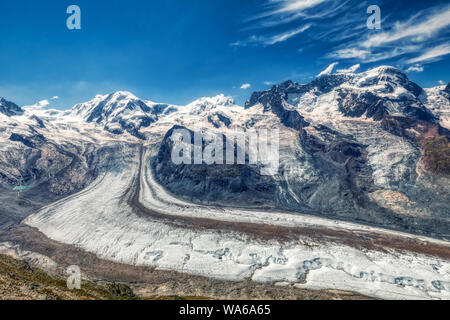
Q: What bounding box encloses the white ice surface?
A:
[25,147,450,300]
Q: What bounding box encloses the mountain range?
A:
[1,66,448,237]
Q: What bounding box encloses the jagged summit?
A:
[0,97,23,116]
[71,91,145,121]
[70,91,176,138]
[246,65,432,122]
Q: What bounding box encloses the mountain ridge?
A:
[0,65,449,239]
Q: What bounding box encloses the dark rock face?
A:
[245,81,309,130]
[29,116,46,129]
[445,83,450,94]
[0,98,23,116]
[336,88,436,121]
[9,133,41,149]
[208,113,231,128]
[299,125,377,211]
[153,125,278,207]
[336,90,386,120]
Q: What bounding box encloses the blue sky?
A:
[0,0,449,109]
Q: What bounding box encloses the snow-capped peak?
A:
[188,94,235,107]
[246,65,433,123]
[109,90,139,101]
[184,94,236,115]
[71,91,146,121]
[68,91,179,139]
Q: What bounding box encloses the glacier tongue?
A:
[24,143,450,300]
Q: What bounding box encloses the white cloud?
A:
[405,64,424,73]
[230,24,311,47]
[318,62,338,76]
[247,0,330,24]
[331,45,424,63]
[268,25,311,45]
[438,80,445,85]
[406,44,450,64]
[329,5,450,64]
[264,81,274,86]
[240,83,251,90]
[362,7,450,49]
[336,64,360,74]
[24,95,59,109]
[38,99,50,107]
[330,48,370,60]
[275,0,328,14]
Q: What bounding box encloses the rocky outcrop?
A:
[153,125,278,207]
[245,80,309,130]
[0,98,23,116]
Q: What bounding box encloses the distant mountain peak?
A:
[370,65,401,73]
[246,64,432,123]
[184,94,236,115]
[69,92,177,139]
[188,94,235,107]
[108,91,139,100]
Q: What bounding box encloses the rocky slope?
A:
[0,253,138,300]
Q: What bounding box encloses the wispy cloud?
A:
[361,8,450,49]
[330,4,450,64]
[275,0,328,13]
[245,0,335,28]
[235,1,450,78]
[232,0,337,47]
[268,25,311,45]
[318,62,338,76]
[240,83,251,90]
[230,24,311,47]
[330,45,422,63]
[405,64,424,73]
[406,44,450,64]
[24,96,59,109]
